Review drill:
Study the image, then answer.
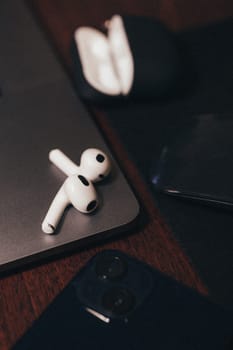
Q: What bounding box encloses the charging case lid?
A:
[72,15,182,102]
[74,15,134,97]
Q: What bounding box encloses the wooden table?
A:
[1,1,233,348]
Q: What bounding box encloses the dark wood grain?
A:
[1,1,233,349]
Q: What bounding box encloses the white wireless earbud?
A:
[42,174,98,234]
[42,148,111,234]
[49,148,111,181]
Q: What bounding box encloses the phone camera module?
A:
[95,254,127,280]
[102,287,135,315]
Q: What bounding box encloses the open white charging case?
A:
[72,15,182,103]
[75,15,134,96]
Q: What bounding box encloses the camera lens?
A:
[102,287,135,315]
[95,254,127,280]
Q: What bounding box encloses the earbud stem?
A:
[42,185,69,234]
[49,149,79,176]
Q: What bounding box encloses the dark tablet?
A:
[151,113,233,209]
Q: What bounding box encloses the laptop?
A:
[0,0,139,271]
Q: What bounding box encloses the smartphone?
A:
[13,250,233,349]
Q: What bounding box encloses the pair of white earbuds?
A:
[42,148,111,234]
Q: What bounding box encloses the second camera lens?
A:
[102,287,135,316]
